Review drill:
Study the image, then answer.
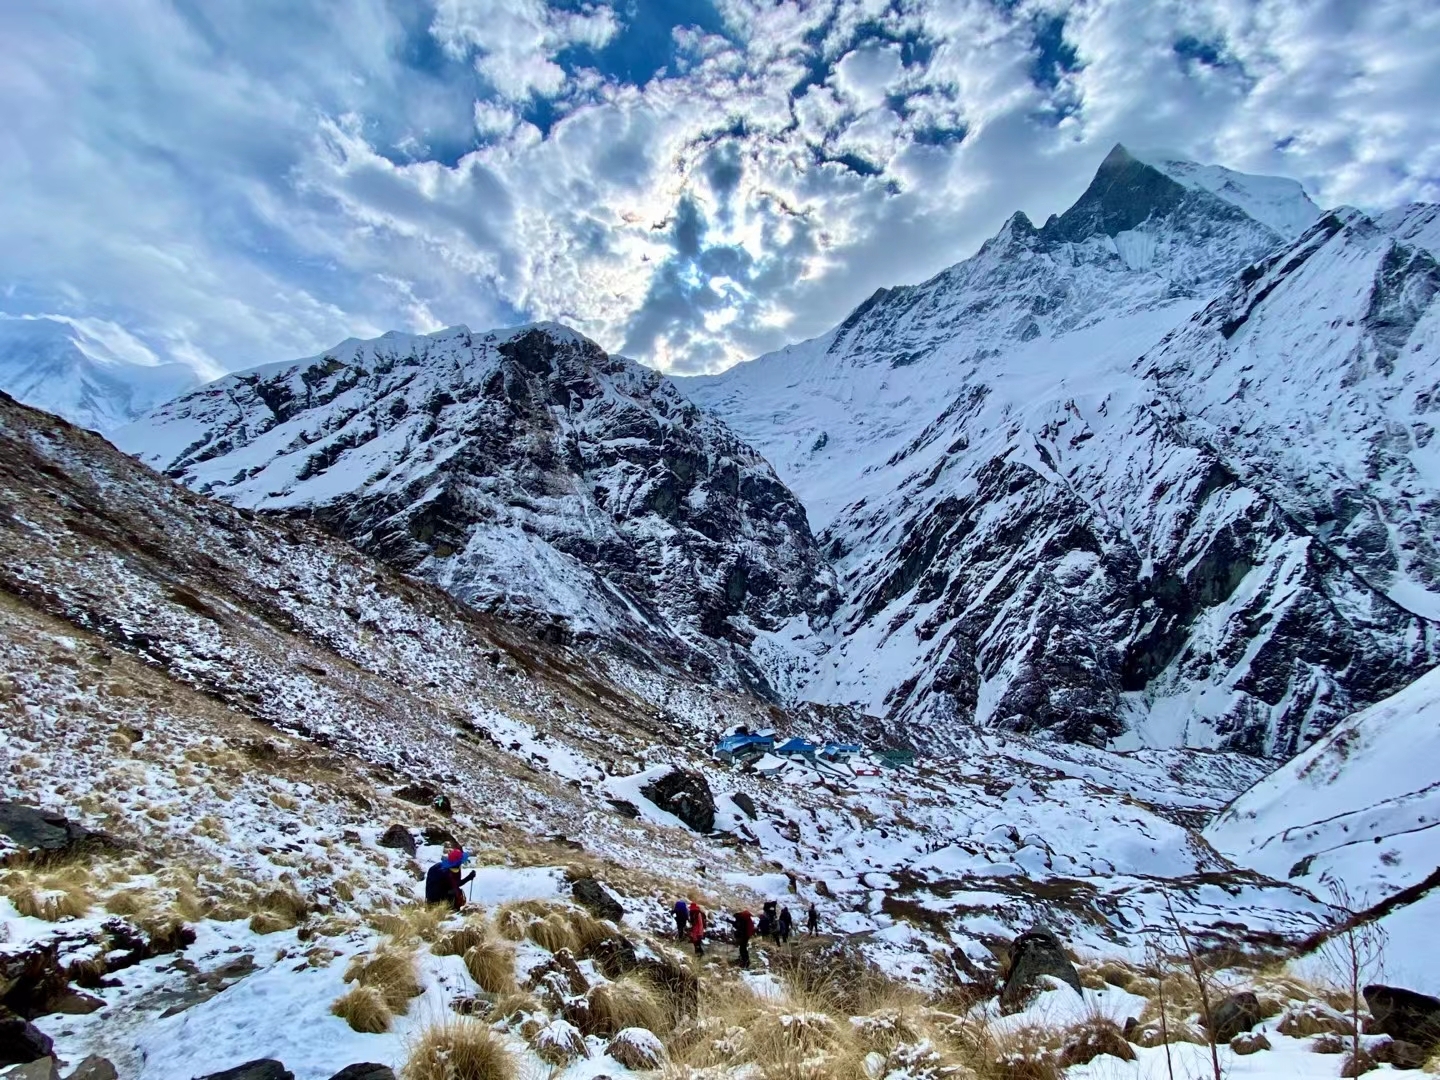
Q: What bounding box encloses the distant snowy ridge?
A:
[116,321,837,698]
[0,313,208,433]
[683,144,1436,756]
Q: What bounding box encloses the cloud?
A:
[0,0,1435,381]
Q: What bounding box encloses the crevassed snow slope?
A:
[682,145,1435,755]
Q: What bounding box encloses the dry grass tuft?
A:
[850,1007,924,1053]
[103,888,146,917]
[568,909,615,954]
[331,984,392,1033]
[402,1018,515,1080]
[463,942,517,995]
[487,991,540,1022]
[4,869,95,921]
[371,903,448,946]
[586,973,670,1038]
[346,945,423,1013]
[528,913,578,955]
[433,918,489,958]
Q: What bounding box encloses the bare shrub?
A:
[401,1019,515,1080]
[587,973,669,1038]
[346,945,422,1013]
[332,985,391,1033]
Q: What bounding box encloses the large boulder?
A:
[376,825,415,857]
[326,1067,396,1080]
[66,1058,119,1080]
[0,1015,53,1068]
[195,1062,294,1080]
[1364,985,1440,1050]
[607,1027,666,1070]
[571,877,624,923]
[1208,992,1263,1042]
[731,792,758,820]
[0,804,111,860]
[999,929,1082,1012]
[640,769,716,833]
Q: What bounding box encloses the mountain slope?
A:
[683,146,1435,756]
[0,314,203,433]
[115,322,836,696]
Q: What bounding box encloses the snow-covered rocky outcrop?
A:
[0,313,203,433]
[115,323,836,695]
[682,145,1438,756]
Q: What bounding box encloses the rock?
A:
[419,825,458,849]
[533,1019,589,1065]
[1341,1046,1379,1077]
[1364,985,1440,1050]
[49,991,103,1016]
[731,792,757,820]
[1207,991,1263,1042]
[393,784,450,816]
[527,949,589,998]
[1231,1032,1272,1055]
[1277,1002,1354,1037]
[607,1027,666,1070]
[325,1067,396,1080]
[194,1062,294,1080]
[0,943,75,1019]
[0,1014,53,1066]
[585,935,639,979]
[606,799,640,819]
[639,769,716,833]
[1058,1019,1136,1066]
[998,928,1082,1012]
[571,877,624,923]
[2,1058,58,1080]
[0,804,112,860]
[64,1057,118,1080]
[376,825,415,856]
[1372,1038,1430,1070]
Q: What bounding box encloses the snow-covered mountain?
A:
[682,145,1438,756]
[0,313,204,433]
[115,322,837,696]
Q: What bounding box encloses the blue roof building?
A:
[774,737,818,757]
[715,733,774,761]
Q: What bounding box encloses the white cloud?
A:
[0,0,1435,383]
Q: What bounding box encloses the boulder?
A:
[731,792,757,820]
[3,1058,58,1080]
[586,935,639,979]
[0,1014,53,1067]
[607,1027,666,1070]
[606,799,640,819]
[533,1019,589,1065]
[1207,991,1263,1042]
[420,825,458,849]
[639,769,716,833]
[376,825,415,857]
[998,929,1082,1012]
[571,877,624,923]
[392,784,451,816]
[1231,1032,1272,1055]
[0,805,112,860]
[1364,985,1440,1050]
[1058,1019,1135,1066]
[195,1062,294,1080]
[1372,1038,1430,1070]
[325,1067,396,1080]
[65,1058,118,1080]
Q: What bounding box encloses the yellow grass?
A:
[401,1019,515,1080]
[346,945,423,1013]
[370,902,448,946]
[332,985,392,1033]
[463,942,517,995]
[586,973,670,1038]
[4,868,94,921]
[433,919,489,958]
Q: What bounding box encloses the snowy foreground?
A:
[2,391,1438,1079]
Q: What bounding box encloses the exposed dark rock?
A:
[1057,1019,1136,1066]
[1207,991,1263,1042]
[585,935,639,979]
[1364,984,1440,1050]
[570,877,624,923]
[1231,1032,1272,1055]
[606,799,640,819]
[0,804,114,861]
[65,1057,119,1080]
[420,825,459,849]
[4,1057,59,1080]
[1372,1037,1430,1070]
[376,824,415,856]
[392,783,450,816]
[325,1066,397,1080]
[0,1014,53,1067]
[731,792,757,820]
[999,928,1082,1012]
[640,769,716,833]
[195,1061,294,1080]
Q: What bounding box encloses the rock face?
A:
[570,877,625,923]
[0,803,109,859]
[117,324,836,700]
[683,145,1438,755]
[640,768,716,833]
[0,1014,53,1067]
[1208,991,1263,1042]
[1364,985,1440,1050]
[999,928,1082,1011]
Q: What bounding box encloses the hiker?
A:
[806,902,819,934]
[763,899,780,943]
[672,898,690,941]
[425,847,474,910]
[733,909,755,968]
[778,905,793,944]
[688,901,706,955]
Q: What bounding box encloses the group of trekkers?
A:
[672,897,821,968]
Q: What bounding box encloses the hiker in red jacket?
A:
[688,901,706,955]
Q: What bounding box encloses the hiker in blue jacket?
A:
[672,897,691,940]
[425,847,474,910]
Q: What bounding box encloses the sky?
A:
[1,0,1437,378]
